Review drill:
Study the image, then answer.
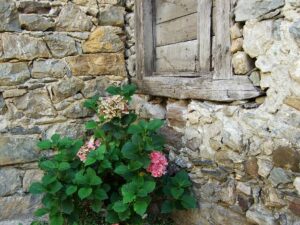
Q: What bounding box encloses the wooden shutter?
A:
[134,0,261,102]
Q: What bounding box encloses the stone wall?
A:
[126,0,300,224]
[0,0,127,223]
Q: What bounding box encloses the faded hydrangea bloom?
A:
[77,136,101,162]
[98,95,129,121]
[147,151,168,178]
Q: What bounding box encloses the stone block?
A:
[0,168,22,197]
[273,146,300,172]
[99,5,125,27]
[65,53,126,77]
[83,26,124,53]
[23,170,43,192]
[32,59,70,79]
[56,3,93,32]
[232,51,254,75]
[0,33,50,61]
[0,0,20,32]
[0,63,30,86]
[0,136,39,166]
[19,14,55,31]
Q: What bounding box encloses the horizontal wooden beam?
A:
[133,76,263,102]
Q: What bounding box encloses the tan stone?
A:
[166,100,188,128]
[232,51,254,75]
[65,53,126,77]
[83,26,124,53]
[3,89,27,98]
[231,38,243,53]
[244,157,258,178]
[284,96,300,111]
[230,23,243,40]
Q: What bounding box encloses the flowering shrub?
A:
[29,85,196,225]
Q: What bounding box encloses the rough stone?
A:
[294,177,300,195]
[3,89,27,98]
[99,5,125,27]
[83,26,124,53]
[0,0,20,32]
[0,168,22,196]
[231,38,243,54]
[17,1,51,14]
[273,147,300,172]
[45,122,85,140]
[159,126,183,150]
[62,100,93,118]
[268,167,292,187]
[290,19,300,46]
[23,170,43,192]
[32,59,70,78]
[230,23,243,40]
[249,71,261,87]
[0,136,39,166]
[65,53,126,77]
[232,51,254,75]
[44,33,78,58]
[237,182,251,195]
[81,77,111,98]
[258,158,273,178]
[290,59,300,83]
[52,77,84,102]
[289,198,300,217]
[0,33,51,60]
[237,194,254,212]
[14,89,57,119]
[235,0,285,22]
[0,195,41,220]
[246,205,278,225]
[0,63,30,86]
[166,101,188,128]
[56,3,93,32]
[243,20,275,58]
[0,94,6,115]
[263,186,286,208]
[284,96,300,111]
[244,158,259,178]
[19,14,55,31]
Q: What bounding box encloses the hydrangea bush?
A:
[29,85,196,225]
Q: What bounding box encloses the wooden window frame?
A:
[133,0,262,102]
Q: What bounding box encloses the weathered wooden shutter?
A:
[134,0,261,102]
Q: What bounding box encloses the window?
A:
[134,0,261,102]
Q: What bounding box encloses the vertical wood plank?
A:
[198,0,212,72]
[135,0,155,79]
[213,0,232,79]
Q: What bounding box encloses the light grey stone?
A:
[290,19,300,46]
[81,77,111,98]
[258,158,273,178]
[99,5,125,27]
[268,168,292,187]
[45,121,85,140]
[246,205,278,225]
[235,0,285,22]
[56,3,93,32]
[0,33,51,60]
[23,170,44,192]
[0,0,20,32]
[0,94,6,115]
[52,77,84,103]
[0,136,39,166]
[232,51,254,75]
[294,177,300,195]
[32,59,70,79]
[0,195,41,220]
[0,168,22,197]
[19,14,55,31]
[249,71,261,86]
[0,63,30,86]
[290,60,300,84]
[44,33,78,58]
[62,100,93,118]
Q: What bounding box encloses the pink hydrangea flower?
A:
[147,151,168,177]
[77,136,101,162]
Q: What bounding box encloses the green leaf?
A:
[173,171,192,188]
[161,200,175,214]
[106,210,119,224]
[37,140,52,150]
[133,198,149,216]
[66,185,77,196]
[96,145,106,160]
[84,157,97,166]
[58,162,70,171]
[91,200,103,213]
[85,120,97,130]
[121,84,136,100]
[114,164,129,175]
[128,124,143,134]
[51,134,60,144]
[42,174,56,186]
[137,180,156,197]
[50,214,64,225]
[94,188,108,201]
[34,208,48,217]
[121,142,138,160]
[147,119,164,131]
[181,194,197,209]
[48,181,63,194]
[29,182,45,194]
[171,187,184,199]
[129,161,143,171]
[106,86,121,95]
[84,96,98,111]
[118,209,131,221]
[74,171,87,185]
[113,201,128,213]
[121,183,136,203]
[61,198,74,214]
[86,168,102,186]
[78,187,92,200]
[40,160,56,170]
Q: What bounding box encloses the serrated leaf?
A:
[173,170,192,188]
[40,160,56,170]
[181,194,197,209]
[171,187,184,199]
[58,162,70,171]
[121,142,138,160]
[29,182,45,194]
[121,183,136,203]
[91,200,103,213]
[114,164,129,175]
[85,121,97,130]
[137,181,156,197]
[133,198,149,216]
[66,185,77,196]
[112,201,128,213]
[94,188,108,201]
[128,124,143,134]
[129,161,143,171]
[34,208,48,217]
[106,86,121,95]
[106,210,119,224]
[61,198,74,214]
[161,200,174,214]
[147,119,164,131]
[48,181,63,194]
[50,214,64,225]
[84,157,97,166]
[78,187,93,200]
[42,174,56,186]
[51,134,60,144]
[37,140,52,150]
